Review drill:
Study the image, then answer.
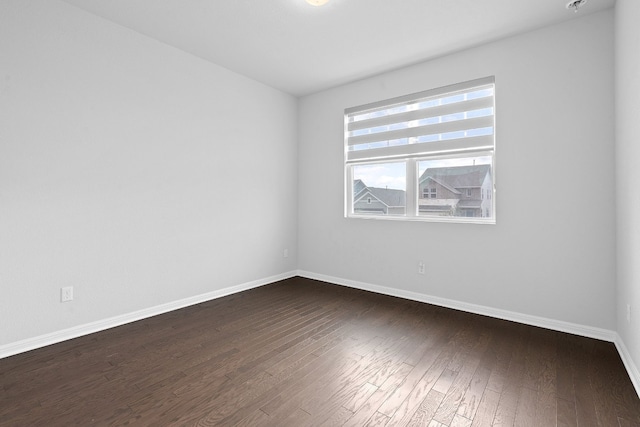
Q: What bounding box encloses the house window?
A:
[345,76,495,223]
[422,188,436,199]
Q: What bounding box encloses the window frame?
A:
[344,76,496,225]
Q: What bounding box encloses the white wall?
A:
[299,11,615,331]
[616,0,640,388]
[0,0,298,347]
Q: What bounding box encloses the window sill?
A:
[346,214,496,225]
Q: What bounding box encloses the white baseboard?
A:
[614,334,640,398]
[0,271,298,359]
[297,270,640,398]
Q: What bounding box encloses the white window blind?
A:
[345,76,495,164]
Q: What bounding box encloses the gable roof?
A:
[366,187,406,207]
[354,180,406,208]
[353,179,367,197]
[419,165,491,189]
[420,176,461,195]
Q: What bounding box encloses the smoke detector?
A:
[566,0,588,12]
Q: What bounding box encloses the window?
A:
[345,77,496,223]
[423,188,436,199]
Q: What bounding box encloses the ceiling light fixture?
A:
[306,0,329,6]
[566,0,587,13]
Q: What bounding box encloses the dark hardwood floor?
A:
[1,277,639,426]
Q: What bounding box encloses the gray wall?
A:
[298,10,616,331]
[0,0,298,346]
[615,0,640,387]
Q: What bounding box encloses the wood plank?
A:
[377,321,465,419]
[343,363,414,427]
[406,389,445,427]
[556,333,576,402]
[385,328,473,426]
[534,331,558,426]
[470,389,500,427]
[514,386,538,427]
[450,413,473,427]
[318,406,355,427]
[492,326,528,427]
[432,368,458,394]
[456,366,492,420]
[432,331,491,425]
[571,338,599,427]
[303,333,418,424]
[343,382,379,413]
[557,397,577,427]
[367,411,391,426]
[484,321,519,395]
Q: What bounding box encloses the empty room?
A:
[1,0,639,425]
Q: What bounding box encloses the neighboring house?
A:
[353,179,406,215]
[418,165,493,218]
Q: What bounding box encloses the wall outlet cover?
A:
[61,286,74,302]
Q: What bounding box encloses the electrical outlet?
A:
[627,304,631,323]
[61,286,73,302]
[283,249,289,258]
[418,261,425,275]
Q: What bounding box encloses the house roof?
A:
[419,165,491,189]
[353,179,367,197]
[420,176,461,195]
[367,187,406,207]
[354,180,406,207]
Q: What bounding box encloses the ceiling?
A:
[60,0,614,96]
